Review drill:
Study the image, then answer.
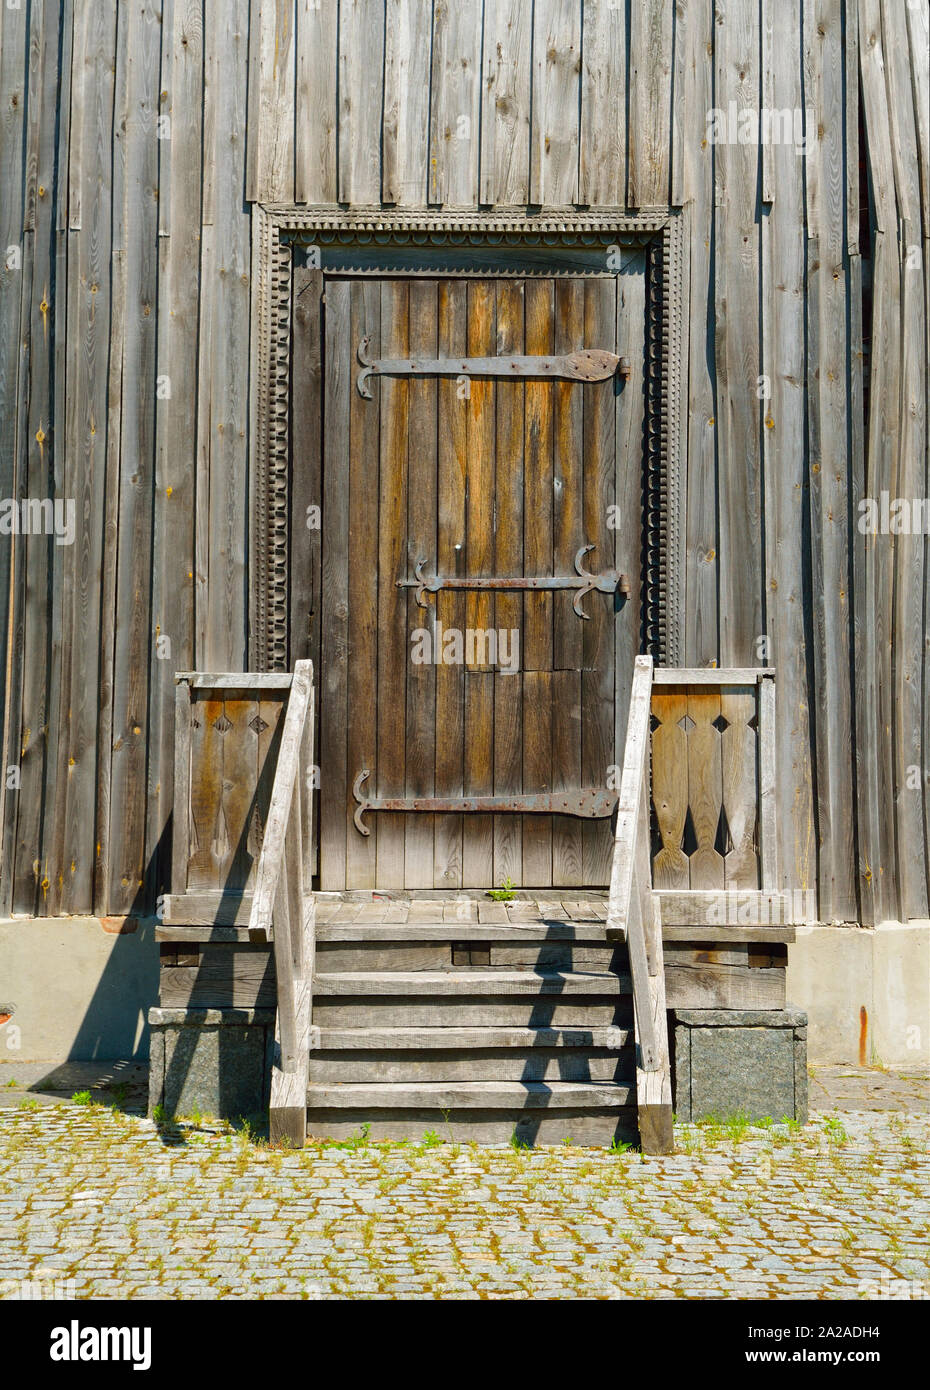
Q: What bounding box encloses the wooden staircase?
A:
[306,901,639,1146]
[155,656,799,1155]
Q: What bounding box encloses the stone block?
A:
[673,1008,808,1123]
[147,1008,275,1121]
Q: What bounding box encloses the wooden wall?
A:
[0,0,927,926]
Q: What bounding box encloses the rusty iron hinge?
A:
[398,544,630,619]
[352,772,617,837]
[357,337,631,398]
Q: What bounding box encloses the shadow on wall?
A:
[0,912,160,1064]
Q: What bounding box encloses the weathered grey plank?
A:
[530,0,581,207]
[338,0,384,204]
[382,0,430,206]
[428,0,482,207]
[479,0,531,206]
[628,0,672,209]
[295,0,337,203]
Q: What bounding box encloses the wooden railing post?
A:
[246,659,315,1144]
[606,654,674,1155]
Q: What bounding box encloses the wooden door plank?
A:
[224,696,261,891]
[522,280,554,884]
[551,280,585,885]
[346,280,380,889]
[319,280,352,889]
[492,280,525,887]
[581,278,617,885]
[375,280,410,888]
[433,279,468,887]
[404,279,438,888]
[522,670,553,886]
[462,280,496,886]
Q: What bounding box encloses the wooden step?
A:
[308,1049,634,1084]
[316,921,612,942]
[303,1080,637,1145]
[315,940,623,971]
[312,997,634,1028]
[312,970,631,996]
[316,1025,633,1048]
[306,1080,634,1108]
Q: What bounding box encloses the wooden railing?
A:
[247,659,315,1146]
[606,654,674,1155]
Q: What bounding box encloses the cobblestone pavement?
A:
[0,1067,927,1300]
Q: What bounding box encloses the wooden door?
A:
[316,271,645,891]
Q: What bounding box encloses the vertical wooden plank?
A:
[628,0,673,209]
[224,695,260,889]
[382,0,431,206]
[530,0,581,207]
[551,280,584,884]
[806,0,857,924]
[59,0,119,913]
[760,0,814,899]
[338,0,384,205]
[579,0,626,207]
[249,0,296,203]
[319,280,351,890]
[10,0,61,915]
[614,248,647,762]
[200,0,250,671]
[682,0,718,667]
[492,279,525,887]
[522,669,552,886]
[883,0,929,921]
[295,0,337,203]
[686,687,724,888]
[0,0,28,913]
[479,0,531,206]
[345,282,381,889]
[758,673,778,891]
[187,695,224,890]
[521,280,553,884]
[147,0,201,911]
[429,0,482,208]
[714,0,763,665]
[651,687,690,888]
[170,681,192,893]
[462,279,495,886]
[720,685,759,887]
[291,263,322,871]
[374,279,409,888]
[404,279,438,888]
[102,0,162,915]
[581,277,616,885]
[434,279,467,888]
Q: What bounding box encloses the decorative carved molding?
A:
[249,206,686,671]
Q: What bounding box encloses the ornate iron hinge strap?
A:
[357,336,631,398]
[353,771,616,837]
[397,544,630,619]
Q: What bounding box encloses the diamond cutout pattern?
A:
[213,713,232,733]
[677,713,695,732]
[712,714,730,733]
[249,715,269,735]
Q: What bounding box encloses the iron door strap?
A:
[357,336,632,397]
[398,544,631,618]
[352,771,617,836]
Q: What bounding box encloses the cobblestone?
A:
[0,1067,927,1300]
